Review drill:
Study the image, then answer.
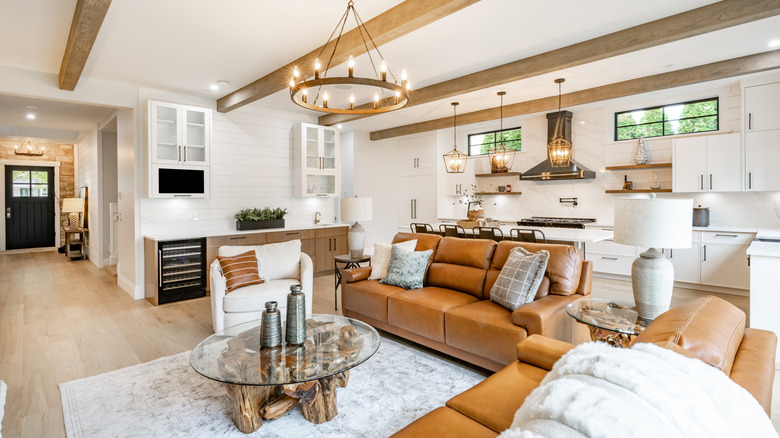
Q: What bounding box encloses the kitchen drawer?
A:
[587,252,634,276]
[207,233,267,248]
[587,239,636,257]
[700,231,754,245]
[267,229,316,243]
[314,226,349,238]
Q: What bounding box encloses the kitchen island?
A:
[747,234,780,362]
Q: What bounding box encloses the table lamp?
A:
[62,198,85,229]
[614,194,692,320]
[340,197,373,257]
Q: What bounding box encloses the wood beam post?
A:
[369,50,780,140]
[58,0,112,91]
[322,0,780,126]
[216,0,480,113]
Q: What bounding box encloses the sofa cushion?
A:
[391,406,497,438]
[219,240,301,281]
[445,300,529,365]
[426,237,496,299]
[217,250,264,293]
[633,295,745,375]
[392,232,442,254]
[222,279,300,313]
[388,287,480,343]
[341,279,405,323]
[490,247,549,311]
[485,241,581,297]
[381,246,433,289]
[369,239,418,280]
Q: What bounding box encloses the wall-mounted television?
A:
[151,165,208,198]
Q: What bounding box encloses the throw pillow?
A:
[218,239,302,280]
[490,247,549,311]
[217,250,264,293]
[369,239,418,280]
[380,245,432,290]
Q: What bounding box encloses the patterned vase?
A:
[634,136,648,165]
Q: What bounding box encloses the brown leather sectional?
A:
[341,232,593,371]
[392,296,778,437]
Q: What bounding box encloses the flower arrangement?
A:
[458,185,483,210]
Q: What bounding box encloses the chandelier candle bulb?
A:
[289,77,295,89]
[348,56,354,77]
[293,66,300,80]
[314,58,321,79]
[401,69,408,88]
[349,93,355,110]
[302,88,308,103]
[394,90,400,104]
[381,60,387,81]
[323,91,329,108]
[373,92,379,108]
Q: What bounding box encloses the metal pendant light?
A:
[548,78,572,167]
[488,91,515,173]
[442,102,467,173]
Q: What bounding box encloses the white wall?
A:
[76,127,99,259]
[353,131,400,247]
[100,130,118,265]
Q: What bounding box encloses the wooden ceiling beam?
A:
[322,0,780,126]
[58,0,112,91]
[216,0,480,113]
[369,50,780,140]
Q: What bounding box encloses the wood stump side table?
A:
[565,299,649,348]
[190,314,380,433]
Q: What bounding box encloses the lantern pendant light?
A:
[487,91,515,173]
[442,102,467,173]
[548,78,572,167]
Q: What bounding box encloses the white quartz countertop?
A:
[747,241,780,257]
[143,223,348,241]
[587,223,770,234]
[437,222,613,244]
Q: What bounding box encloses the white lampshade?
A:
[61,198,85,213]
[340,197,373,223]
[614,196,692,249]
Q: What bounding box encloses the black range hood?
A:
[520,111,595,180]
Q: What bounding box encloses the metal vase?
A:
[285,284,306,346]
[261,301,282,348]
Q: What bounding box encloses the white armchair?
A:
[209,239,313,333]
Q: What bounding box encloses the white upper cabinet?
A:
[150,101,211,166]
[673,133,741,192]
[399,134,437,176]
[293,123,340,197]
[745,130,780,191]
[745,82,780,132]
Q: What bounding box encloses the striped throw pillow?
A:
[217,250,264,293]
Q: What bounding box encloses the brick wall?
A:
[0,139,76,246]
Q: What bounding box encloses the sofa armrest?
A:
[343,266,372,283]
[511,294,582,338]
[576,260,593,295]
[209,260,227,333]
[300,252,314,317]
[516,334,574,371]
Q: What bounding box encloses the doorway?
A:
[4,165,55,249]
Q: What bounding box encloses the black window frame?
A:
[467,125,522,156]
[613,97,719,141]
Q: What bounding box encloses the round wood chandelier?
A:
[289,1,410,115]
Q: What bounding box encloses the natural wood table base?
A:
[588,326,636,348]
[223,370,350,433]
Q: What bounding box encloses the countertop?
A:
[747,241,780,257]
[144,223,348,241]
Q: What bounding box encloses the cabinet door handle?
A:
[669,249,673,258]
[601,257,618,260]
[329,238,332,252]
[178,145,181,162]
[333,237,336,251]
[5,207,9,219]
[748,112,752,130]
[410,199,414,219]
[183,146,187,162]
[229,236,246,240]
[748,255,750,267]
[709,174,712,190]
[703,245,707,261]
[158,249,163,288]
[700,174,704,190]
[286,232,299,236]
[748,172,752,190]
[714,234,738,238]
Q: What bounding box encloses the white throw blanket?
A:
[499,342,778,438]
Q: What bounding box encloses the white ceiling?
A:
[0,0,778,138]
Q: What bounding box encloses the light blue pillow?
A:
[380,245,433,290]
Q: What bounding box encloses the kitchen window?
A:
[614,97,718,141]
[468,126,521,156]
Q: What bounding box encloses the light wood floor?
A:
[0,251,776,436]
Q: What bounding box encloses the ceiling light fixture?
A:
[210,81,230,91]
[769,39,780,48]
[548,78,572,167]
[15,140,44,157]
[442,102,466,173]
[26,113,36,120]
[487,91,515,173]
[289,1,409,115]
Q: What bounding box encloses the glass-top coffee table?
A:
[566,299,649,348]
[190,314,380,433]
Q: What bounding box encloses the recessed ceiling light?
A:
[769,39,780,48]
[26,113,36,120]
[26,105,37,110]
[337,124,343,129]
[209,81,230,92]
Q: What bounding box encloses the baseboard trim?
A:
[117,274,135,298]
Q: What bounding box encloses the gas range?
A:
[517,217,597,229]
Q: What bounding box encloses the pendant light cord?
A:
[453,103,457,150]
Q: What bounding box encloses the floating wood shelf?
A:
[604,163,672,171]
[476,191,522,196]
[605,189,673,193]
[475,172,522,178]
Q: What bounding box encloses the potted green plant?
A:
[234,207,288,231]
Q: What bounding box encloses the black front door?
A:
[5,166,55,250]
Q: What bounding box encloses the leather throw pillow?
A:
[380,245,433,290]
[490,247,550,311]
[217,250,264,293]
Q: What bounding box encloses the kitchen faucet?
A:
[314,211,321,224]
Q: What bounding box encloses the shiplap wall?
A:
[140,101,336,237]
[76,127,99,258]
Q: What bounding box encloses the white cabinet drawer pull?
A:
[601,257,618,260]
[714,234,738,238]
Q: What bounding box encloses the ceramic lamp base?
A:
[631,247,674,320]
[348,222,365,258]
[67,212,80,228]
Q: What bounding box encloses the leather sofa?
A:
[392,295,778,437]
[341,232,593,371]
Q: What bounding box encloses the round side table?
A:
[334,254,371,310]
[566,299,649,348]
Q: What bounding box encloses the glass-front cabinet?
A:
[294,123,340,197]
[150,100,211,166]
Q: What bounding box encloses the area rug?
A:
[60,337,485,437]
